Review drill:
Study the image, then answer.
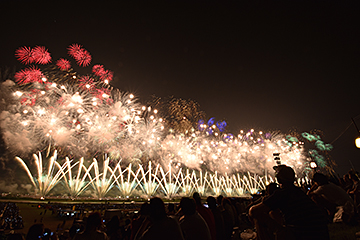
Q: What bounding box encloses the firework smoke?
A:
[0,44,333,197]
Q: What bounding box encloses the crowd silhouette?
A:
[1,166,360,240]
[0,203,24,231]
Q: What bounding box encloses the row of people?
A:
[22,195,243,240]
[249,165,360,240]
[126,194,241,240]
[0,203,24,230]
[17,165,360,240]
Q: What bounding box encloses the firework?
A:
[15,151,66,197]
[68,44,91,67]
[67,44,82,57]
[15,46,34,65]
[0,44,333,198]
[92,65,105,76]
[32,46,52,64]
[56,58,71,71]
[14,66,43,85]
[14,155,274,198]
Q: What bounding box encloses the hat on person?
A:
[273,165,295,184]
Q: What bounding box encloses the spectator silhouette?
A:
[308,172,355,223]
[7,233,24,240]
[206,196,225,240]
[217,195,224,208]
[123,218,131,240]
[167,203,176,216]
[26,223,44,240]
[42,228,52,240]
[106,215,122,240]
[217,196,235,240]
[130,202,150,240]
[179,197,211,240]
[249,165,329,240]
[247,183,283,227]
[265,182,279,196]
[73,212,108,240]
[192,192,216,240]
[69,223,83,240]
[134,197,184,240]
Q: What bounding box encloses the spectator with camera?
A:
[249,165,329,240]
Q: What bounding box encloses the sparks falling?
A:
[0,44,332,198]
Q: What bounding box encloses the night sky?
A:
[0,1,359,175]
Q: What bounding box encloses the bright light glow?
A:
[310,162,317,169]
[3,44,330,199]
[37,109,45,115]
[356,137,360,148]
[72,93,82,103]
[14,91,23,97]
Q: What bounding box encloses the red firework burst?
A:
[14,66,43,85]
[67,44,83,58]
[79,76,95,90]
[32,46,52,64]
[68,44,92,67]
[92,64,105,76]
[15,46,34,64]
[100,70,114,83]
[56,58,71,71]
[75,49,92,67]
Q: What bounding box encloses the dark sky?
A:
[0,1,359,174]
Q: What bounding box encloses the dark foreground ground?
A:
[2,199,360,240]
